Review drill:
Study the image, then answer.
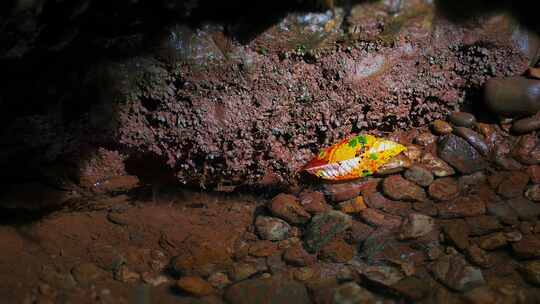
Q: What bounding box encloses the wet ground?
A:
[3,111,540,303]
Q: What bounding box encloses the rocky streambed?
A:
[3,109,540,303]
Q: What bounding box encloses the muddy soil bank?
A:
[1,0,538,195]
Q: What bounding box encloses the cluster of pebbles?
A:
[168,102,540,303]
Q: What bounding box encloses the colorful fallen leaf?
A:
[303,134,406,180]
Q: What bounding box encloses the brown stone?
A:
[414,132,437,146]
[449,112,476,128]
[282,244,317,266]
[512,134,540,165]
[298,190,331,214]
[421,153,455,177]
[512,235,540,259]
[437,196,486,218]
[528,165,540,183]
[475,232,507,250]
[177,276,214,297]
[338,196,367,214]
[359,208,402,229]
[347,221,375,244]
[438,134,487,174]
[323,179,379,203]
[399,213,435,240]
[432,120,453,135]
[403,145,423,162]
[268,193,310,224]
[363,191,412,216]
[525,185,540,201]
[428,177,460,201]
[441,219,470,251]
[249,241,279,257]
[319,239,355,263]
[404,165,434,187]
[465,244,493,268]
[497,171,530,198]
[507,197,540,221]
[390,276,431,301]
[382,175,427,202]
[431,254,485,291]
[465,216,502,236]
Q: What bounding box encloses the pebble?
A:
[398,213,435,240]
[376,154,412,175]
[390,276,431,301]
[432,119,453,135]
[428,177,460,201]
[337,196,367,214]
[506,197,540,221]
[437,195,486,218]
[304,211,352,253]
[462,286,499,304]
[497,171,529,198]
[442,219,470,251]
[511,113,540,134]
[459,172,487,190]
[414,132,437,146]
[465,244,493,269]
[282,244,317,266]
[332,282,375,304]
[176,276,214,297]
[449,112,477,128]
[224,277,310,304]
[487,202,519,225]
[362,265,404,287]
[363,191,412,216]
[528,165,540,183]
[475,232,507,250]
[525,184,540,201]
[255,216,291,241]
[359,208,402,229]
[347,221,375,244]
[431,254,485,291]
[268,193,310,224]
[512,134,540,165]
[114,265,140,283]
[438,134,487,174]
[403,144,423,162]
[71,263,106,286]
[404,165,434,187]
[323,179,380,203]
[512,235,540,259]
[208,272,230,289]
[421,153,455,177]
[519,260,540,285]
[248,240,278,257]
[453,127,489,156]
[504,231,523,242]
[382,175,427,202]
[298,190,331,214]
[465,216,501,236]
[319,239,355,263]
[484,76,540,117]
[293,267,315,282]
[229,262,259,281]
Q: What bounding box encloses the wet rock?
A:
[332,282,375,304]
[438,134,487,174]
[475,232,507,250]
[453,127,489,156]
[525,185,540,201]
[487,202,519,225]
[512,235,540,259]
[462,286,499,304]
[224,277,310,304]
[347,221,375,244]
[283,244,317,267]
[484,76,540,117]
[266,254,287,275]
[362,265,404,287]
[304,211,352,253]
[512,134,540,165]
[382,175,427,202]
[176,276,214,297]
[323,179,379,203]
[208,272,231,289]
[504,231,523,243]
[293,267,315,282]
[465,244,493,269]
[432,120,453,135]
[465,216,502,236]
[528,165,540,183]
[337,197,367,214]
[114,265,140,283]
[269,193,310,224]
[403,145,423,162]
[497,171,529,198]
[398,213,435,240]
[404,165,434,187]
[421,153,455,177]
[414,132,437,146]
[459,172,487,190]
[390,276,431,301]
[249,241,279,257]
[519,260,540,285]
[255,216,291,241]
[431,254,485,291]
[437,196,486,218]
[428,177,460,201]
[359,208,402,229]
[319,239,355,263]
[71,263,106,286]
[363,191,412,216]
[376,154,412,175]
[413,201,438,217]
[442,219,470,251]
[449,112,476,128]
[298,190,331,214]
[229,262,260,281]
[141,273,170,287]
[507,197,540,221]
[512,113,540,134]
